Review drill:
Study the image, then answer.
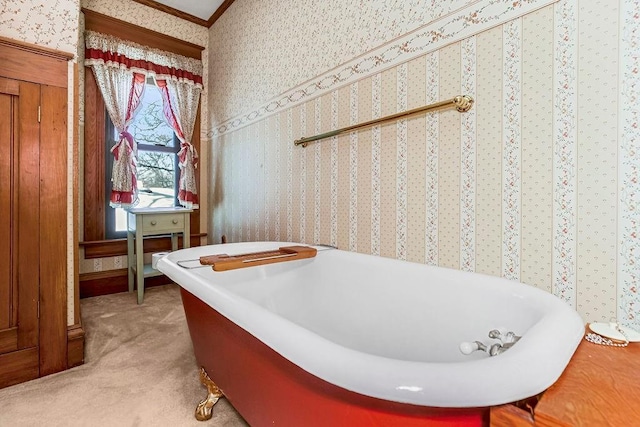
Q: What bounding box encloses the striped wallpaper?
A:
[211,0,640,329]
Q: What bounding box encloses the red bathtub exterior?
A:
[181,288,489,426]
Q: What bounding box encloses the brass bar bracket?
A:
[294,95,474,147]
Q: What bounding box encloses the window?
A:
[105,78,179,239]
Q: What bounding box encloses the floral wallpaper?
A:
[0,0,80,53]
[208,0,478,125]
[210,0,557,136]
[210,0,640,330]
[618,0,639,328]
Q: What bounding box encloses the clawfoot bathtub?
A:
[158,242,584,426]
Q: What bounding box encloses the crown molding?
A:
[128,0,235,28]
[129,0,209,27]
[207,0,235,27]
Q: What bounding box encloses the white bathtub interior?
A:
[159,242,585,408]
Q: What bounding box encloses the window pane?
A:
[115,207,127,232]
[130,86,175,147]
[112,150,176,232]
[137,150,177,208]
[107,81,179,237]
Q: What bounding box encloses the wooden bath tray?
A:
[199,245,317,271]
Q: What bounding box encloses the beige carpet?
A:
[0,284,248,427]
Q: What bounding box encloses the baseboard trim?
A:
[79,268,174,298]
[67,324,85,368]
[0,347,39,389]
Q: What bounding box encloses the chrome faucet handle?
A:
[488,329,502,340]
[488,329,521,344]
[489,343,504,356]
[503,331,520,344]
[460,329,522,357]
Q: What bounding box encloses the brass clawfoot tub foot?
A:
[195,367,224,421]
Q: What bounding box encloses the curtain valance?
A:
[85,31,203,88]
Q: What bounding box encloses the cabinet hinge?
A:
[38,105,41,123]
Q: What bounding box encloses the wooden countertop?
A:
[491,329,640,426]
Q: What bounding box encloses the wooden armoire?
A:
[0,37,81,388]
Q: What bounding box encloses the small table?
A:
[126,207,192,304]
[490,329,640,425]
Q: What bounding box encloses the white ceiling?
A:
[152,0,225,21]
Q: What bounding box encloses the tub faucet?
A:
[459,329,521,357]
[488,329,520,345]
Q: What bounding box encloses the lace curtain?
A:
[85,31,203,209]
[91,67,145,207]
[155,79,201,208]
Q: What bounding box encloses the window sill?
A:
[80,233,207,259]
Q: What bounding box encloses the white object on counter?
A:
[152,252,170,269]
[589,322,640,342]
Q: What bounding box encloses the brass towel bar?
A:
[294,95,474,147]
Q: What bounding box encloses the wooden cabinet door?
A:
[0,78,40,388]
